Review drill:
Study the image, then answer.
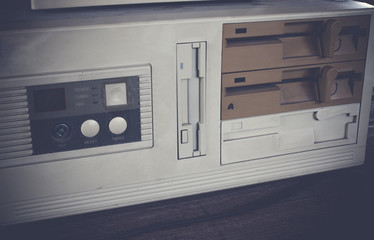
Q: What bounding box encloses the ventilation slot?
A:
[0,87,33,160]
[139,76,153,141]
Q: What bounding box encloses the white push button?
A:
[109,117,127,135]
[105,83,127,106]
[81,119,100,138]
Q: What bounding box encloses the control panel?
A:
[0,66,153,163]
[28,77,142,154]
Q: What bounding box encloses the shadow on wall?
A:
[368,86,374,137]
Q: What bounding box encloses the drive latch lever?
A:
[322,19,342,58]
[319,65,338,103]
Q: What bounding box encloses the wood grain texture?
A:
[2,137,373,240]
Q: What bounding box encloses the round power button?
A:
[109,117,127,135]
[53,123,71,140]
[81,119,100,138]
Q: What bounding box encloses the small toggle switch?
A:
[181,130,188,144]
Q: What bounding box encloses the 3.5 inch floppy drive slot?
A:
[176,42,207,159]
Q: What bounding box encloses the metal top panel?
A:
[31,0,210,10]
[1,0,373,32]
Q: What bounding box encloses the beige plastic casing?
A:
[0,0,373,225]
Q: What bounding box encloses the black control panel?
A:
[27,76,141,155]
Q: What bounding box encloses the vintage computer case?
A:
[0,0,373,224]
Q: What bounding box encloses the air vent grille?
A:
[0,87,33,160]
[139,76,153,141]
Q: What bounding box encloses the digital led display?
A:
[34,88,66,112]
